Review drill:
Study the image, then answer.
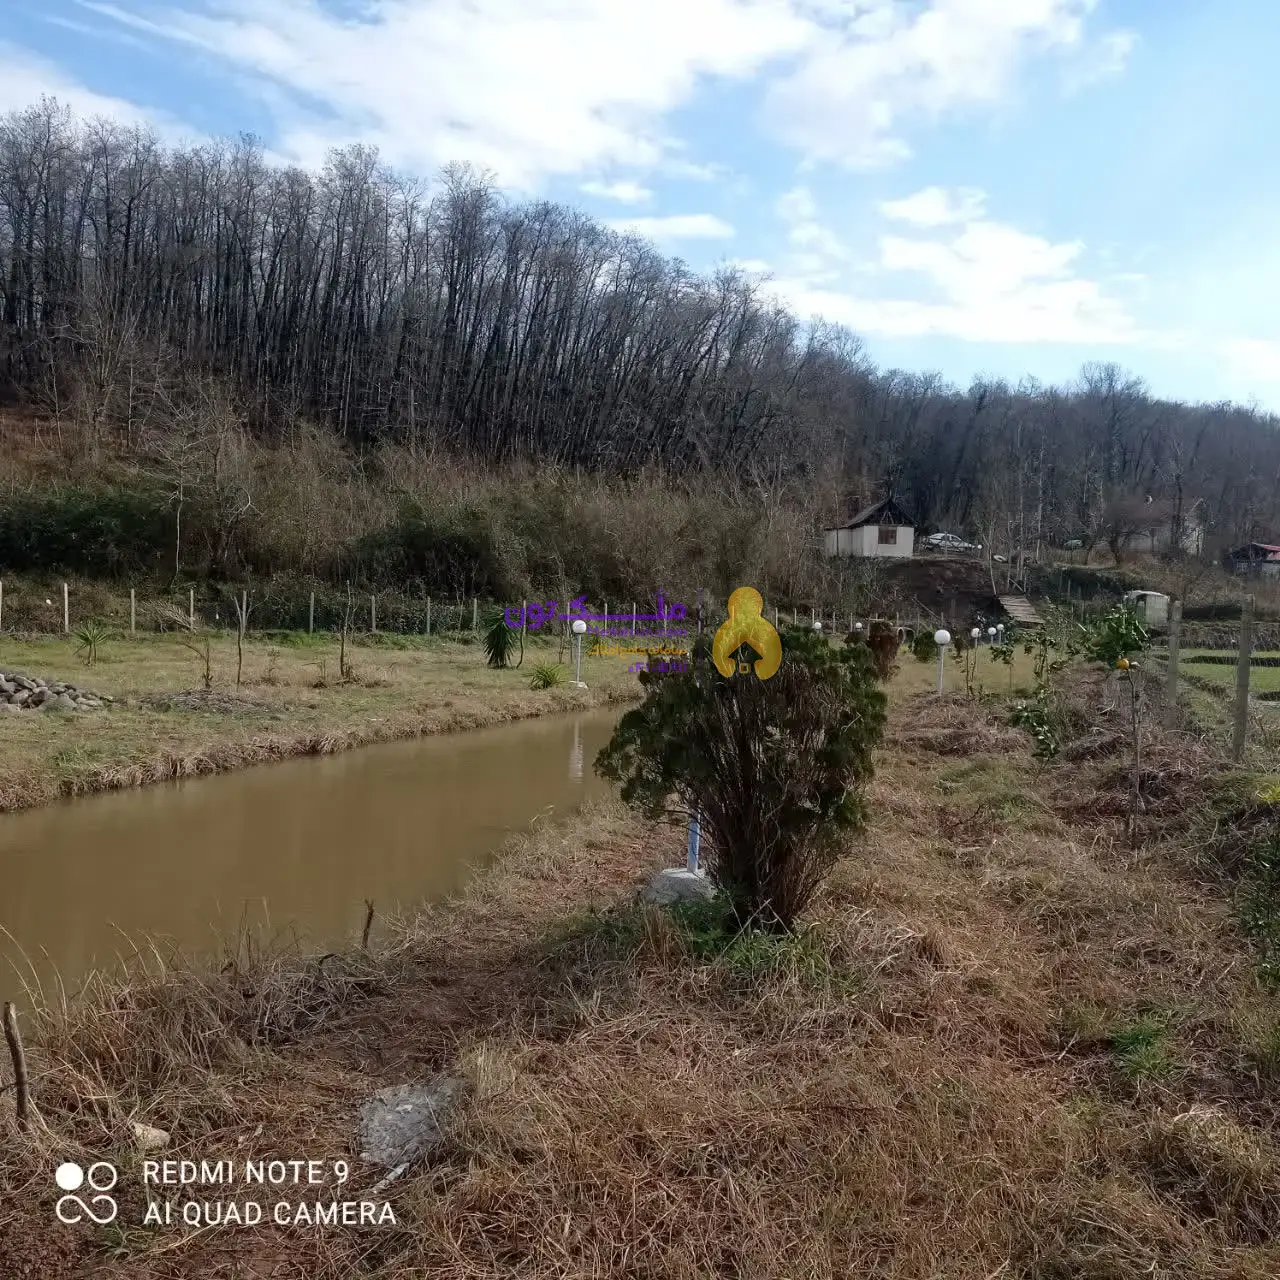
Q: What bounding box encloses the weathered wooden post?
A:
[3,1001,33,1129]
[1165,598,1181,728]
[189,587,195,632]
[0,579,4,631]
[130,587,136,635]
[631,602,636,637]
[426,596,431,635]
[371,595,377,633]
[472,597,478,631]
[309,591,315,635]
[63,582,69,633]
[1232,596,1254,762]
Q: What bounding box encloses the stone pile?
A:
[0,671,114,714]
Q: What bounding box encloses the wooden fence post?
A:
[472,597,478,631]
[1232,595,1254,763]
[63,582,69,634]
[632,602,636,637]
[0,579,5,632]
[3,1001,33,1129]
[130,587,136,635]
[426,597,431,635]
[309,591,315,635]
[371,595,377,633]
[1165,598,1181,728]
[189,586,195,632]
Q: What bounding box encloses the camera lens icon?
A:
[55,1160,119,1224]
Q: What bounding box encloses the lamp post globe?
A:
[570,619,587,687]
[970,627,981,641]
[934,629,951,696]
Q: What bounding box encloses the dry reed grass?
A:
[3,681,1279,1278]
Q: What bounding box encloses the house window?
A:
[877,526,898,545]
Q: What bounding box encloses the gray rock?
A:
[28,687,48,707]
[12,690,30,707]
[0,679,13,695]
[0,702,20,715]
[13,675,34,691]
[42,692,78,713]
[640,867,716,906]
[358,1078,464,1170]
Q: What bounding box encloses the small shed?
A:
[1227,543,1280,578]
[823,498,915,559]
[1123,590,1170,629]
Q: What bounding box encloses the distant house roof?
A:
[827,498,915,531]
[1229,542,1280,561]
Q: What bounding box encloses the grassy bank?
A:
[4,662,1279,1278]
[0,630,640,813]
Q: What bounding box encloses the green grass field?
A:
[0,629,641,812]
[1179,648,1280,694]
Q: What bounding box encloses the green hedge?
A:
[0,490,173,577]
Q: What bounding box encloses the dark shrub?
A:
[911,629,938,663]
[596,628,887,931]
[866,620,899,681]
[0,489,172,576]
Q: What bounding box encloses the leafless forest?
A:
[1,100,1279,598]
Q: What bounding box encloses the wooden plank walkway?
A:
[998,595,1043,627]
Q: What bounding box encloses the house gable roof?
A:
[828,497,915,531]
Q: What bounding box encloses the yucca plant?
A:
[73,619,113,666]
[483,609,521,668]
[529,662,567,690]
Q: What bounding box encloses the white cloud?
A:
[879,185,986,227]
[763,0,1121,167]
[0,40,186,131]
[775,185,849,280]
[581,180,654,205]
[606,214,736,241]
[85,0,812,188]
[80,0,1129,186]
[769,184,1138,345]
[1220,339,1280,385]
[1062,28,1139,92]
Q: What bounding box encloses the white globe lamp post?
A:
[571,618,587,687]
[987,626,997,644]
[934,629,952,694]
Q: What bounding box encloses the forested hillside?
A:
[2,99,1279,580]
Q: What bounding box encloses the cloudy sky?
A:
[4,0,1278,408]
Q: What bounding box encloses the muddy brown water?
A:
[0,708,619,990]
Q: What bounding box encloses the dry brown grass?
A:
[3,679,1279,1278]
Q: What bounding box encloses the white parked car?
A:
[921,531,982,554]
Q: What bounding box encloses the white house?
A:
[823,498,915,559]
